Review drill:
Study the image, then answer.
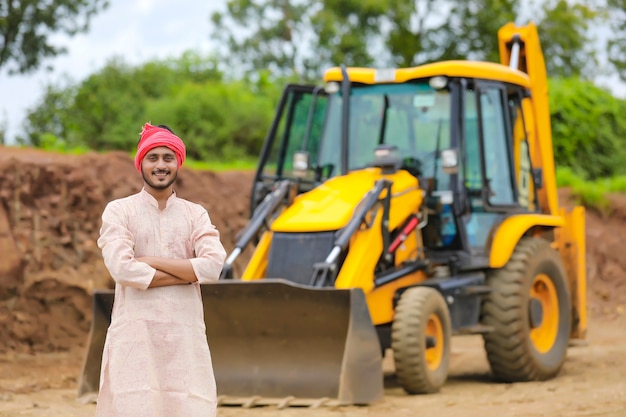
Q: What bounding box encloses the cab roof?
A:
[323,60,531,88]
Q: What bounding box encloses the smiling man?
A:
[95,123,226,416]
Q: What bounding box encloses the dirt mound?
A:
[0,147,253,353]
[0,147,624,353]
[584,193,626,317]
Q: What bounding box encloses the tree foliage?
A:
[210,0,600,81]
[308,0,387,77]
[538,0,598,78]
[0,0,108,74]
[17,51,626,184]
[144,76,280,161]
[382,0,517,66]
[16,2,626,182]
[607,0,626,81]
[21,79,76,147]
[21,52,282,160]
[550,78,626,180]
[210,0,311,79]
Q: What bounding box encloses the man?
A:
[95,123,226,417]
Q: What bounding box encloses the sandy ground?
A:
[0,312,623,417]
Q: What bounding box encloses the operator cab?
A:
[252,65,541,272]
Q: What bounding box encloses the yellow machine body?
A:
[242,168,428,326]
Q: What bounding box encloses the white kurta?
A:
[95,189,226,417]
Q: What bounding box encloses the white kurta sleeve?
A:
[97,201,156,290]
[189,207,226,284]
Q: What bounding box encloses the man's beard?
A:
[143,169,177,190]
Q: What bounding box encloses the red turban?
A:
[134,123,186,173]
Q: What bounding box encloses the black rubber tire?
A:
[482,237,571,382]
[391,286,451,394]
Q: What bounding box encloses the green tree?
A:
[550,78,626,179]
[211,0,389,79]
[21,52,287,160]
[0,114,6,144]
[538,0,597,78]
[0,0,109,74]
[211,0,312,79]
[607,0,626,81]
[307,0,386,78]
[387,0,595,73]
[211,0,598,80]
[379,0,517,67]
[144,74,281,160]
[18,78,76,146]
[381,0,597,74]
[22,52,223,149]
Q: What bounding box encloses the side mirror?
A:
[440,148,459,174]
[293,151,310,177]
[533,168,543,189]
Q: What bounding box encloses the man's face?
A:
[141,146,178,190]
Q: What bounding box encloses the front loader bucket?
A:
[77,280,384,406]
[204,279,383,406]
[77,289,114,403]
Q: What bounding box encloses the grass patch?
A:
[39,134,91,155]
[184,158,257,172]
[556,167,626,215]
[23,140,258,172]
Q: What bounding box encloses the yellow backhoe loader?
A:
[79,21,586,406]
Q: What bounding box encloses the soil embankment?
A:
[0,148,254,353]
[0,146,623,352]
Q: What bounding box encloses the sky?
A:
[0,0,226,144]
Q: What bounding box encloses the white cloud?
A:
[135,0,158,13]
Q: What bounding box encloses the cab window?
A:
[479,87,516,206]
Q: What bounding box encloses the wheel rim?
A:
[425,313,444,370]
[529,273,559,353]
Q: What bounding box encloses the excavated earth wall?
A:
[0,147,624,353]
[0,148,253,352]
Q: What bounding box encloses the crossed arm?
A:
[137,256,198,288]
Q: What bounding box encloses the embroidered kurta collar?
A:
[139,188,178,209]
